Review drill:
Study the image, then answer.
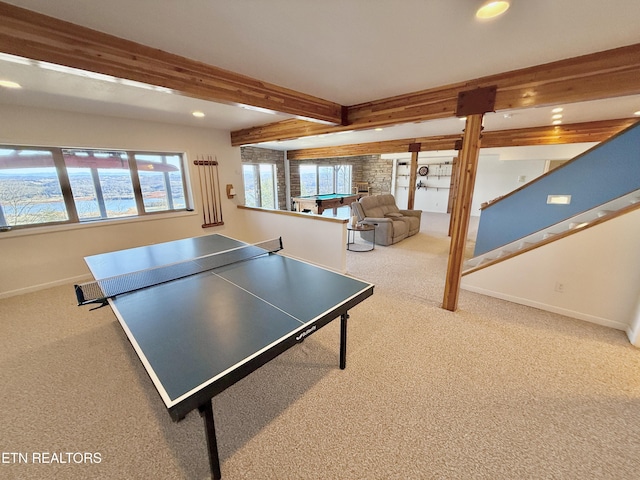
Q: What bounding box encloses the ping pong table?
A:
[77,233,374,479]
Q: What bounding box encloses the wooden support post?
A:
[407,143,421,210]
[442,85,495,311]
[442,114,483,311]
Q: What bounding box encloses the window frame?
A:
[0,144,192,232]
[242,163,278,209]
[298,164,352,196]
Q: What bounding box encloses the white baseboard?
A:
[627,325,640,348]
[461,284,629,332]
[0,274,92,300]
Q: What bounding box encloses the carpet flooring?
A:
[1,213,639,479]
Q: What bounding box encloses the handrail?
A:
[473,121,640,256]
[480,120,640,210]
[462,201,640,276]
[479,119,640,212]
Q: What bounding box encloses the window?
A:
[242,163,277,209]
[318,166,334,195]
[298,164,352,196]
[64,149,138,220]
[335,165,351,194]
[299,165,317,197]
[134,153,186,212]
[0,148,68,227]
[0,146,189,230]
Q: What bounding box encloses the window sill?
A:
[0,209,198,239]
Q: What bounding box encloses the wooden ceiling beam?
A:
[0,2,343,125]
[230,119,349,147]
[286,136,460,160]
[480,118,639,148]
[232,44,640,146]
[285,118,637,160]
[2,2,637,145]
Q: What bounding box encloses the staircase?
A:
[463,189,640,275]
[466,120,640,275]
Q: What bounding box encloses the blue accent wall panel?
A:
[474,122,640,256]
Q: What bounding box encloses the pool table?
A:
[292,193,359,215]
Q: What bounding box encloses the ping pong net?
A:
[75,237,283,306]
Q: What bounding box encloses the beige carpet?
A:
[1,213,639,479]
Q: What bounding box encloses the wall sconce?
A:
[226,184,236,199]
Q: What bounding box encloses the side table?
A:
[347,223,376,252]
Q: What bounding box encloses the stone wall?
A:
[289,155,390,198]
[360,155,394,195]
[241,147,393,211]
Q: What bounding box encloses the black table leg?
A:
[198,401,222,480]
[340,313,349,369]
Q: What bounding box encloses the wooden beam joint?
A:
[341,105,350,126]
[456,86,497,117]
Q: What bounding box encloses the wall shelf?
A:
[394,157,455,213]
[417,186,450,191]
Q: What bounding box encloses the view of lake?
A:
[0,170,185,225]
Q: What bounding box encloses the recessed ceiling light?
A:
[552,114,563,120]
[375,128,383,132]
[634,110,640,116]
[552,120,563,125]
[476,1,510,19]
[192,111,205,118]
[552,107,564,114]
[0,80,22,89]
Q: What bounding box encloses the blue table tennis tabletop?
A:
[83,233,374,479]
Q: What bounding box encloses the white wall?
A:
[472,155,547,214]
[394,156,455,213]
[0,105,604,298]
[393,154,547,215]
[0,105,249,295]
[239,207,347,272]
[0,104,352,297]
[461,208,640,333]
[386,144,596,215]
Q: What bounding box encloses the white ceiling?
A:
[1,0,640,151]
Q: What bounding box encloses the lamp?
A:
[226,184,236,199]
[476,1,510,19]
